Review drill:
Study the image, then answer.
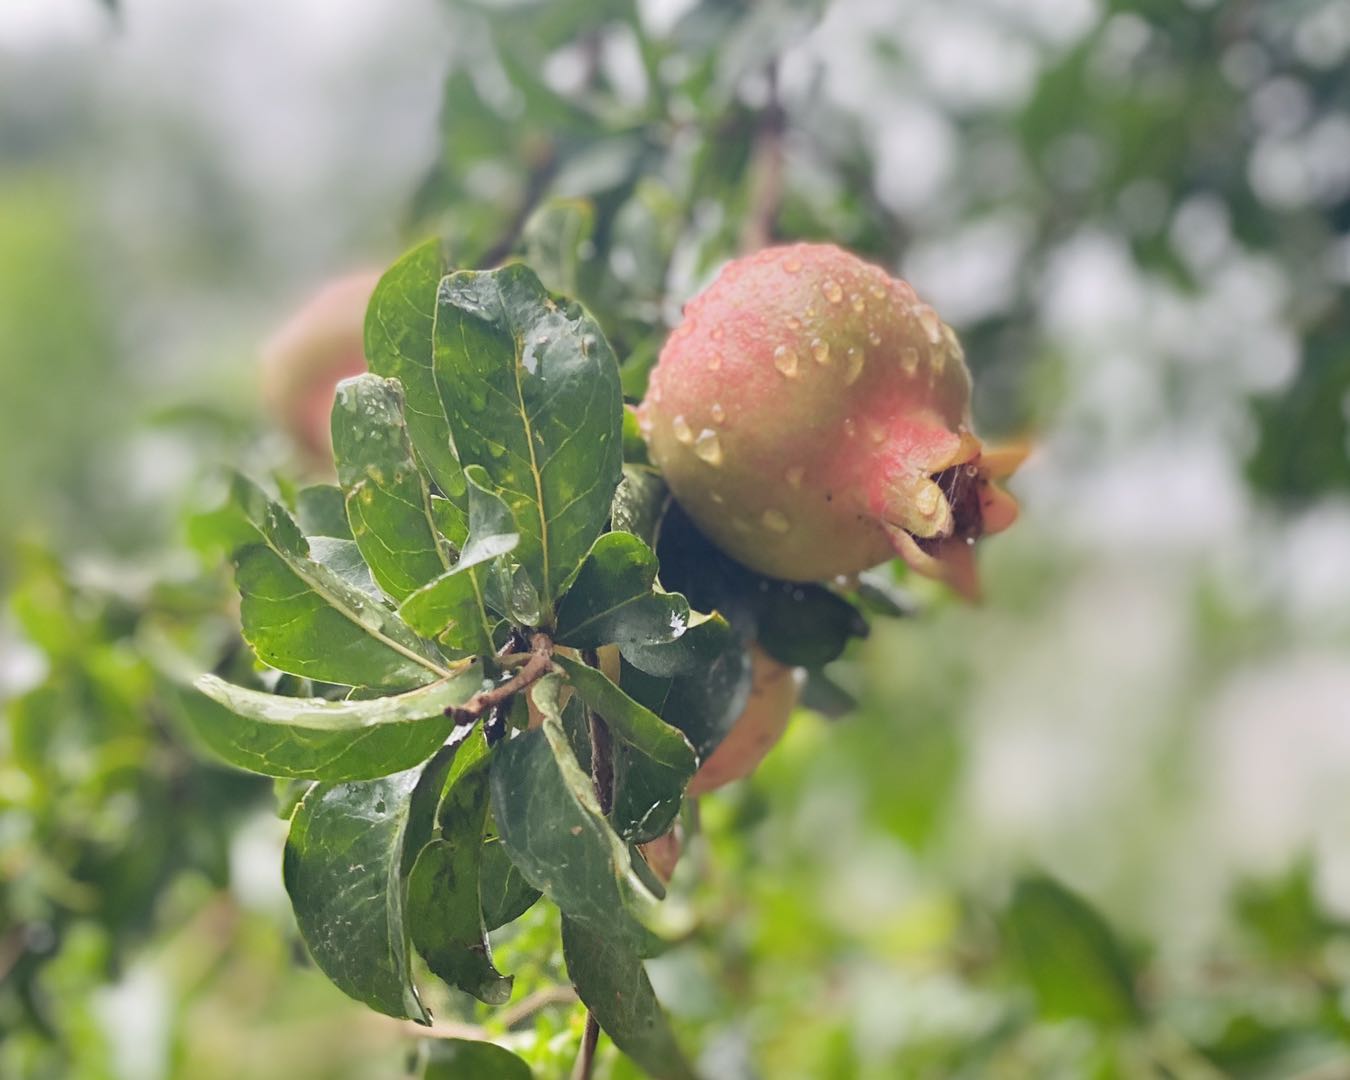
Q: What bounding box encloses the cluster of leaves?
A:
[188,244,878,1077]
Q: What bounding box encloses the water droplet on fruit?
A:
[785,465,805,488]
[785,315,801,331]
[842,417,857,438]
[901,347,920,375]
[710,402,726,422]
[693,429,723,465]
[810,338,830,364]
[784,257,802,273]
[870,283,887,300]
[672,415,694,444]
[708,354,723,372]
[711,326,725,341]
[866,420,886,444]
[868,330,882,346]
[844,347,864,386]
[710,491,725,504]
[822,279,843,303]
[851,293,865,314]
[761,508,790,533]
[773,345,799,377]
[918,305,942,345]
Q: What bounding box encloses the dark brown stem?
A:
[738,60,785,254]
[446,631,553,723]
[572,1012,602,1080]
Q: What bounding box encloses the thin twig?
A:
[447,631,554,723]
[572,1012,602,1080]
[500,985,579,1028]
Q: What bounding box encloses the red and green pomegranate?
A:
[638,243,1022,598]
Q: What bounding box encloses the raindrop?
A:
[851,293,866,314]
[918,306,942,345]
[708,354,723,372]
[785,315,802,331]
[761,508,791,533]
[810,338,830,364]
[672,415,694,444]
[822,280,844,303]
[693,429,723,465]
[869,283,887,300]
[773,346,799,377]
[710,491,725,504]
[842,417,858,438]
[784,257,802,273]
[785,465,805,489]
[844,347,865,386]
[710,402,726,423]
[866,420,887,444]
[901,347,921,375]
[868,330,882,346]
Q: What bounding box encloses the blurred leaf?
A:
[1004,876,1143,1028]
[189,668,480,781]
[365,238,466,504]
[284,764,435,1022]
[408,728,512,1004]
[423,1038,533,1079]
[562,917,697,1080]
[554,532,689,652]
[432,264,623,601]
[489,675,665,953]
[331,374,451,600]
[294,484,353,540]
[523,197,595,298]
[228,473,448,689]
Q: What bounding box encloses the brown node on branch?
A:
[446,631,554,724]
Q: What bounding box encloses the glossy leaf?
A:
[610,464,664,541]
[432,264,623,602]
[365,238,466,503]
[284,766,432,1023]
[192,669,481,781]
[294,484,353,539]
[407,728,512,1004]
[553,654,696,775]
[562,917,698,1080]
[554,532,689,652]
[331,374,450,601]
[489,675,665,952]
[522,196,594,298]
[397,465,521,654]
[229,473,449,689]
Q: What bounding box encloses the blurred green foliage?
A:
[3,0,1350,1076]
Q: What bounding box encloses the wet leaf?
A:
[433,264,623,603]
[554,532,689,653]
[191,668,482,781]
[423,1038,533,1079]
[331,374,450,601]
[479,837,541,931]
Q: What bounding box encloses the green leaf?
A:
[553,655,695,775]
[1005,876,1143,1027]
[522,197,595,298]
[284,765,433,1022]
[479,838,541,931]
[432,264,623,603]
[407,728,512,1004]
[331,374,450,601]
[610,464,664,541]
[398,465,522,654]
[308,537,380,598]
[229,473,449,690]
[620,615,751,760]
[365,239,466,504]
[562,918,698,1080]
[423,1039,533,1080]
[294,484,353,539]
[489,675,666,952]
[554,532,689,652]
[191,668,482,781]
